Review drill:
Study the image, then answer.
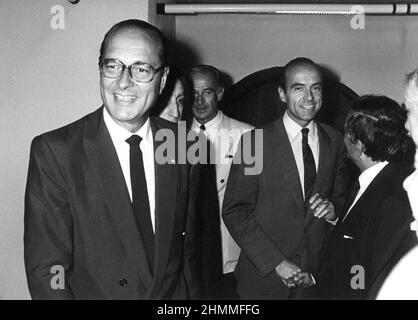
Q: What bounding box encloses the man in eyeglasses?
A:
[24,19,199,299]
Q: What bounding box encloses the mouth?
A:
[300,104,316,111]
[114,94,138,104]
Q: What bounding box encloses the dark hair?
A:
[188,64,221,86]
[280,57,321,92]
[99,19,167,66]
[345,95,414,162]
[151,67,187,118]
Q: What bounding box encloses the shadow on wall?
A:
[168,37,201,73]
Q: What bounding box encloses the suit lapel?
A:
[147,118,177,299]
[274,119,305,212]
[342,163,392,225]
[85,107,153,290]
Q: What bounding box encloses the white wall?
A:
[176,14,418,102]
[0,0,171,300]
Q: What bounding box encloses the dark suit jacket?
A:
[222,117,348,300]
[317,161,418,300]
[24,107,199,300]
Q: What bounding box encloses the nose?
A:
[117,67,134,89]
[305,89,314,102]
[172,105,180,118]
[405,120,410,133]
[194,93,204,105]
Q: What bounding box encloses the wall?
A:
[175,13,418,102]
[0,0,173,300]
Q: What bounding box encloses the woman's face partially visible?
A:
[159,79,185,123]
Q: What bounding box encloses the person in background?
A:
[153,67,186,123]
[317,95,417,300]
[188,64,254,299]
[222,57,348,299]
[377,68,418,300]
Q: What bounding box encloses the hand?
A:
[275,260,302,287]
[294,272,315,288]
[309,194,336,221]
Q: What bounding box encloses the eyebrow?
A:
[193,87,215,92]
[290,82,322,89]
[103,58,153,66]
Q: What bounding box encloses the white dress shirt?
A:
[192,111,253,274]
[103,108,156,232]
[283,111,319,199]
[343,161,389,222]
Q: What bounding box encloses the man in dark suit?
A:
[222,57,348,299]
[317,95,417,300]
[24,19,198,299]
[188,65,254,299]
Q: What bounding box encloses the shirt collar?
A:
[358,161,389,190]
[283,110,317,142]
[192,110,223,132]
[103,107,153,146]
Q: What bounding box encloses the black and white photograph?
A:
[0,0,418,306]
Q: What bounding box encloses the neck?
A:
[358,157,379,173]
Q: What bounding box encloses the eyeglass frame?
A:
[99,58,166,83]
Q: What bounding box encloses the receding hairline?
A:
[99,20,167,65]
[188,65,221,86]
[281,59,322,90]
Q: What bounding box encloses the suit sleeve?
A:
[24,136,75,299]
[366,195,418,299]
[222,130,286,276]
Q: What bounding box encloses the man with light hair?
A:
[377,68,418,299]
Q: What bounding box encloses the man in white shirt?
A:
[24,19,198,299]
[189,65,253,299]
[377,68,418,300]
[317,95,417,300]
[222,57,348,299]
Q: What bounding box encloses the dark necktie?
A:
[199,124,211,164]
[301,128,316,201]
[126,135,154,271]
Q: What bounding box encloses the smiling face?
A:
[159,79,185,123]
[190,71,224,124]
[100,29,168,132]
[279,64,322,127]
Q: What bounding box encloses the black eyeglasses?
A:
[99,59,165,83]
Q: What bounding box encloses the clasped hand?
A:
[275,260,314,289]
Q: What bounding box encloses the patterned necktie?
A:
[126,134,154,272]
[301,128,316,201]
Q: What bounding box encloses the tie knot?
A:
[126,134,142,146]
[301,128,309,137]
[200,124,206,131]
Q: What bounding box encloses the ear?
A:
[216,86,224,102]
[159,66,170,95]
[355,140,365,156]
[278,86,287,103]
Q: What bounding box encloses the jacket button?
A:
[119,278,128,287]
[220,179,225,183]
